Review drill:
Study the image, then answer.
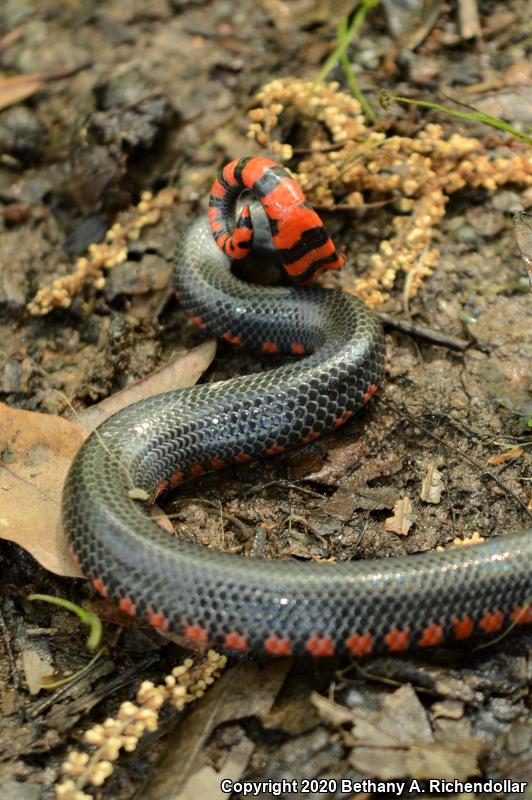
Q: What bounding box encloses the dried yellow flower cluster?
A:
[56,650,226,800]
[436,531,485,551]
[248,78,368,162]
[28,187,177,316]
[248,79,532,305]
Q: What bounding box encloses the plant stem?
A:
[383,93,532,145]
[315,0,381,84]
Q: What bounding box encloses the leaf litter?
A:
[312,684,483,780]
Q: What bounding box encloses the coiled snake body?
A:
[63,157,531,657]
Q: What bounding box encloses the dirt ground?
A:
[0,1,531,799]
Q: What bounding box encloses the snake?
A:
[63,156,531,658]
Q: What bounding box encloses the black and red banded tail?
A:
[208,202,253,259]
[208,157,345,285]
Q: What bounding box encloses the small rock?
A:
[492,190,523,214]
[3,171,56,206]
[3,202,32,225]
[104,255,172,300]
[0,357,32,394]
[64,215,107,255]
[382,0,425,37]
[506,721,531,755]
[409,55,441,85]
[0,106,47,163]
[91,65,171,149]
[489,696,523,723]
[502,61,532,87]
[0,256,29,307]
[474,89,532,127]
[452,223,483,245]
[465,206,506,237]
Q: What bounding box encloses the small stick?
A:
[458,0,481,40]
[314,198,395,213]
[377,312,471,352]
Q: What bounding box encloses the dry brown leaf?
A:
[487,446,524,465]
[167,738,255,800]
[0,403,87,576]
[323,486,397,521]
[0,73,43,111]
[304,440,365,485]
[384,495,415,535]
[314,685,482,781]
[310,692,359,726]
[149,505,176,535]
[397,733,482,781]
[0,342,216,576]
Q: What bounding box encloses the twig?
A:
[314,198,395,212]
[292,142,347,156]
[0,26,24,50]
[458,0,481,39]
[473,600,531,651]
[168,497,251,537]
[0,608,18,690]
[239,480,324,500]
[104,89,166,118]
[377,312,471,351]
[43,62,93,83]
